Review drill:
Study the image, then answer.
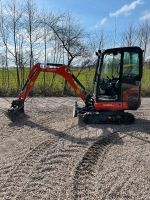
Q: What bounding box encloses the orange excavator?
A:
[7,46,143,124]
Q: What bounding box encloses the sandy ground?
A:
[0,97,149,200]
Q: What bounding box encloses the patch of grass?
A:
[0,65,149,97]
[141,65,150,96]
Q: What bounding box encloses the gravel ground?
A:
[0,97,149,200]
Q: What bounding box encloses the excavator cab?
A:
[79,46,143,124]
[94,47,143,110]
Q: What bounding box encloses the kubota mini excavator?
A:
[6,46,143,124]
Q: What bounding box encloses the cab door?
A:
[121,48,143,110]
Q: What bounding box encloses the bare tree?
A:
[42,16,47,89]
[18,34,25,87]
[122,23,137,46]
[0,0,23,88]
[49,34,64,87]
[24,0,42,69]
[45,13,88,67]
[98,31,105,50]
[44,13,88,92]
[0,5,9,87]
[138,20,150,61]
[10,0,23,87]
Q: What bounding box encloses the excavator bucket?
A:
[6,99,24,121]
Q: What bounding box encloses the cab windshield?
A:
[101,52,121,79]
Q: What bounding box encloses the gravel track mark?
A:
[14,126,86,200]
[73,132,122,200]
[96,131,150,200]
[0,139,57,199]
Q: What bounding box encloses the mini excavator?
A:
[6,46,143,124]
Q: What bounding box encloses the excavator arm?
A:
[18,63,86,102]
[7,63,88,120]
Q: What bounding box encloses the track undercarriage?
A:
[74,102,135,124]
[82,111,134,124]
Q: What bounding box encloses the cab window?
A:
[101,52,121,79]
[123,52,139,78]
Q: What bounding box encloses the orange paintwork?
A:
[18,63,86,102]
[123,86,139,101]
[94,102,129,110]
